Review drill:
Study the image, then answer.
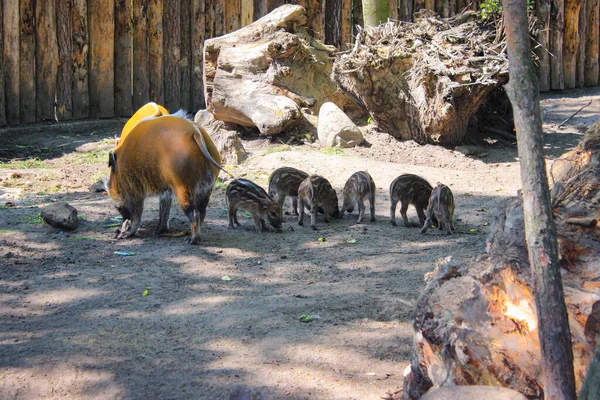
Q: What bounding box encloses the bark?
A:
[584,0,599,86]
[115,0,133,116]
[579,344,600,400]
[203,5,355,136]
[576,0,587,87]
[20,0,35,123]
[550,0,565,89]
[88,0,114,118]
[3,0,20,124]
[56,0,73,121]
[536,0,552,91]
[133,0,150,110]
[35,1,58,121]
[0,2,5,126]
[72,0,89,119]
[563,0,581,88]
[503,0,576,399]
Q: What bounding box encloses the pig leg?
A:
[415,206,427,227]
[356,198,366,224]
[420,207,434,234]
[298,198,305,226]
[156,189,173,235]
[291,197,299,216]
[310,203,319,230]
[251,215,264,233]
[117,197,144,239]
[369,192,376,222]
[400,202,412,227]
[277,195,286,219]
[390,198,399,226]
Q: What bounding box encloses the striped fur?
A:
[226,179,282,233]
[268,167,309,218]
[421,183,455,235]
[341,171,376,223]
[389,174,433,227]
[297,175,340,230]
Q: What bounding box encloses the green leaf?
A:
[299,314,313,323]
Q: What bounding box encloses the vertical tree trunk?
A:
[576,0,587,87]
[550,0,565,89]
[340,0,353,49]
[0,2,5,126]
[192,0,206,110]
[585,0,599,86]
[35,0,58,121]
[563,0,581,88]
[148,0,164,104]
[241,0,253,27]
[579,344,600,400]
[72,0,89,119]
[20,0,36,123]
[503,1,577,399]
[133,0,150,110]
[56,0,74,121]
[180,0,192,110]
[88,0,115,118]
[536,0,551,91]
[163,0,181,111]
[362,0,388,26]
[325,0,341,47]
[3,0,20,124]
[389,0,399,19]
[115,0,133,116]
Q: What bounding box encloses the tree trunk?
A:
[503,0,576,399]
[563,0,581,88]
[580,344,600,400]
[550,0,565,89]
[576,0,587,87]
[535,0,552,91]
[362,0,388,26]
[584,0,599,86]
[203,5,356,136]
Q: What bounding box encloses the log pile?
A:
[403,125,600,398]
[332,11,535,146]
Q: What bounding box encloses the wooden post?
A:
[241,0,253,27]
[3,0,20,124]
[576,0,587,87]
[225,0,240,33]
[389,0,399,20]
[306,0,324,40]
[0,2,5,126]
[115,0,133,116]
[550,0,565,89]
[192,0,206,110]
[415,0,426,13]
[148,0,164,104]
[181,0,192,111]
[88,0,115,118]
[536,0,551,91]
[585,0,599,86]
[580,344,600,400]
[133,0,150,110]
[72,0,89,119]
[56,0,74,121]
[504,0,577,399]
[253,0,267,20]
[163,0,181,111]
[35,0,58,121]
[340,0,352,50]
[20,0,36,123]
[563,0,581,88]
[425,0,434,11]
[215,0,225,36]
[325,0,341,47]
[353,0,363,32]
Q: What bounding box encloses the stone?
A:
[421,386,527,400]
[195,110,248,165]
[317,102,364,148]
[41,202,78,231]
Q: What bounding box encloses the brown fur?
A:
[420,183,455,235]
[226,179,282,233]
[389,174,433,227]
[297,175,340,231]
[341,171,376,223]
[268,167,309,218]
[107,115,224,244]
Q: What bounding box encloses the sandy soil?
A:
[0,87,597,400]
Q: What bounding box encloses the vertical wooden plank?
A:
[163,0,180,111]
[536,0,552,91]
[215,0,225,37]
[414,0,426,13]
[56,0,73,121]
[435,0,443,15]
[180,0,192,110]
[148,0,164,104]
[0,1,5,126]
[88,0,115,118]
[425,0,434,12]
[450,0,457,15]
[550,0,565,90]
[253,0,267,20]
[457,0,468,13]
[205,0,215,40]
[20,0,36,123]
[576,0,587,87]
[585,0,599,86]
[192,0,205,110]
[306,0,324,41]
[133,0,150,110]
[115,0,133,116]
[3,0,20,124]
[563,0,580,88]
[389,0,399,20]
[225,0,240,33]
[442,0,450,17]
[266,0,285,12]
[36,1,58,121]
[353,0,363,31]
[72,0,89,119]
[340,0,353,49]
[325,0,341,47]
[241,0,253,27]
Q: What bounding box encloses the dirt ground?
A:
[0,87,598,400]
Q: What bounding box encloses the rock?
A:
[41,202,78,231]
[89,181,106,193]
[195,110,248,165]
[421,386,527,400]
[317,102,364,148]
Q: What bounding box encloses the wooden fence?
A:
[0,0,597,127]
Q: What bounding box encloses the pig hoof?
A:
[186,236,200,245]
[390,221,397,226]
[311,226,318,231]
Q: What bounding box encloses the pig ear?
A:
[108,152,117,172]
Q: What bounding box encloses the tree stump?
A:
[332,11,510,146]
[203,4,356,136]
[403,125,600,399]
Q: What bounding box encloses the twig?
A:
[565,217,597,228]
[557,99,593,128]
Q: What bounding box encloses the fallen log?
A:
[203,5,356,136]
